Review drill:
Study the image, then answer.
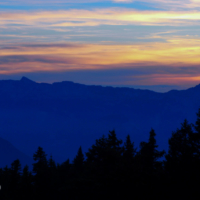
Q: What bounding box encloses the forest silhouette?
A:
[1,109,200,199]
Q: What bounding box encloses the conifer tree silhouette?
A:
[107,130,123,150]
[165,120,194,170]
[122,134,137,196]
[136,129,165,198]
[85,134,108,198]
[138,129,165,174]
[32,146,48,198]
[165,119,200,197]
[85,130,123,198]
[72,146,84,175]
[67,146,86,199]
[46,155,57,199]
[33,146,48,174]
[123,134,136,163]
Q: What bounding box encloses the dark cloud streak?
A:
[0,43,85,50]
[0,55,76,65]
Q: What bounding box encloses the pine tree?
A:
[32,146,48,198]
[122,134,137,196]
[33,147,48,174]
[47,155,57,199]
[165,120,194,167]
[123,134,137,163]
[138,129,165,174]
[86,134,107,163]
[67,146,86,199]
[85,130,123,198]
[165,119,200,196]
[107,130,123,150]
[72,146,84,174]
[135,129,165,198]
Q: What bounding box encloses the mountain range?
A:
[0,76,200,168]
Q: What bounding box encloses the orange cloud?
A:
[1,37,200,86]
[0,36,200,70]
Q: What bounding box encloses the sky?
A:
[1,0,200,92]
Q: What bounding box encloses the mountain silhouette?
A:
[0,77,199,165]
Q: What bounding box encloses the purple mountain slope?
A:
[0,77,200,165]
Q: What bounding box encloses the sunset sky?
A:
[1,0,200,92]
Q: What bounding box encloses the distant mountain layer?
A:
[0,77,200,165]
[0,136,32,168]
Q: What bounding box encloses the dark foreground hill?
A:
[0,76,200,165]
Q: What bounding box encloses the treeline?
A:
[1,110,200,199]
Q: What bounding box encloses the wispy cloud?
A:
[140,0,200,10]
[1,37,200,74]
[1,1,200,89]
[1,9,200,30]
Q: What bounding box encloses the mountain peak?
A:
[20,77,35,83]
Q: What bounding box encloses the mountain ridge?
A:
[0,77,200,165]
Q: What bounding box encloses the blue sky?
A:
[1,0,200,92]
